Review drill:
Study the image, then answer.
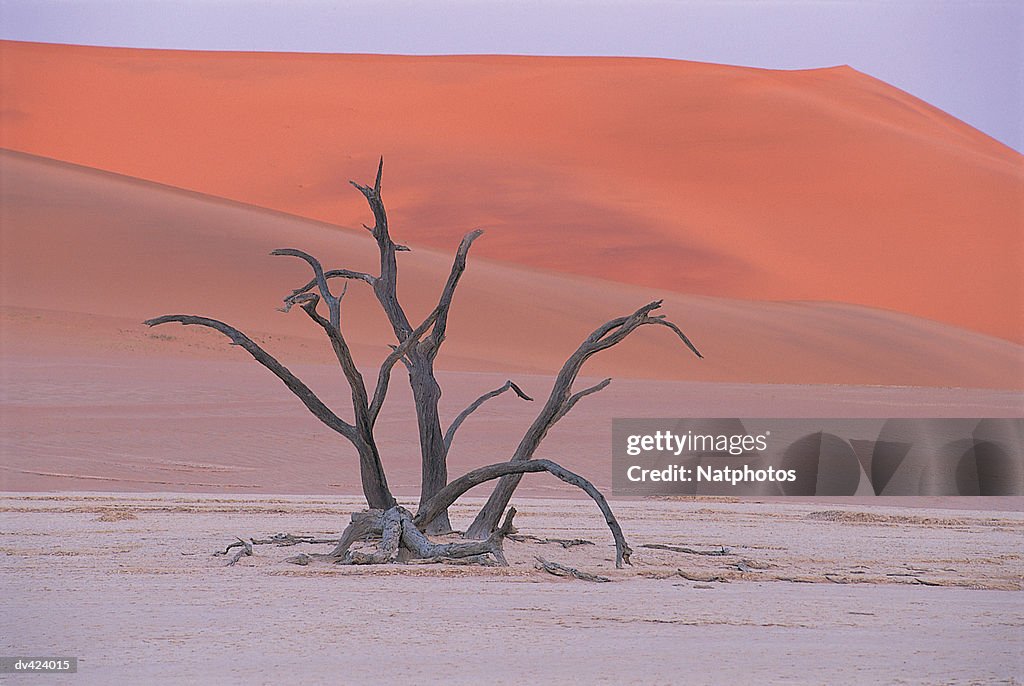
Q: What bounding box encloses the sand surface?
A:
[2,351,1021,496]
[2,41,1021,342]
[2,40,1022,685]
[1,493,1021,684]
[2,150,1021,389]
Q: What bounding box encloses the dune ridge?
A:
[1,40,1021,341]
[2,149,1020,389]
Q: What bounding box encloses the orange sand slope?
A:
[2,150,1020,388]
[1,41,1021,342]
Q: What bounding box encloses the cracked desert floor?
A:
[2,493,1021,684]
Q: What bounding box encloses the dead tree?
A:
[146,159,701,567]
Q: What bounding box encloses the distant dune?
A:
[2,150,1020,389]
[1,41,1021,342]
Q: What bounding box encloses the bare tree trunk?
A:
[409,360,452,534]
[347,163,485,532]
[353,439,397,512]
[148,162,701,553]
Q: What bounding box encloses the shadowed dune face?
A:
[2,150,1021,389]
[1,41,1021,342]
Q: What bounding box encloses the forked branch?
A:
[465,300,702,538]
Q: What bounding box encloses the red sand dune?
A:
[1,41,1021,342]
[2,150,1020,389]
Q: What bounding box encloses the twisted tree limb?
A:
[342,162,487,532]
[443,380,533,454]
[421,229,483,357]
[338,506,518,566]
[272,248,342,329]
[349,157,414,340]
[144,315,356,440]
[466,301,702,539]
[143,315,395,509]
[329,509,385,557]
[535,557,612,583]
[285,268,376,304]
[414,458,633,568]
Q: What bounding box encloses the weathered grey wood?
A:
[465,300,702,539]
[328,510,384,558]
[349,158,414,341]
[507,534,594,548]
[226,537,253,566]
[414,458,633,568]
[344,163,487,533]
[271,248,343,330]
[145,314,356,437]
[340,507,404,564]
[273,283,396,510]
[338,506,516,566]
[443,380,533,454]
[640,544,732,556]
[535,557,612,583]
[285,269,376,304]
[149,161,700,556]
[421,229,483,357]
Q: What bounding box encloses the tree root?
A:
[217,505,613,572]
[535,557,612,583]
[335,506,519,567]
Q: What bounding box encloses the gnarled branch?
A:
[367,307,441,425]
[466,301,702,539]
[414,458,633,568]
[284,269,376,308]
[272,248,343,330]
[338,506,518,566]
[443,380,533,454]
[288,293,371,421]
[422,229,484,356]
[144,315,357,440]
[551,377,611,424]
[350,158,414,340]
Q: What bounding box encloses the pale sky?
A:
[1,0,1021,152]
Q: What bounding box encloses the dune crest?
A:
[0,41,1020,342]
[2,150,1020,389]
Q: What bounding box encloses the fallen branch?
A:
[226,537,253,566]
[215,533,340,555]
[913,577,945,587]
[535,557,612,583]
[405,554,503,567]
[676,569,730,583]
[415,458,632,567]
[641,544,732,556]
[329,509,386,558]
[507,534,595,549]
